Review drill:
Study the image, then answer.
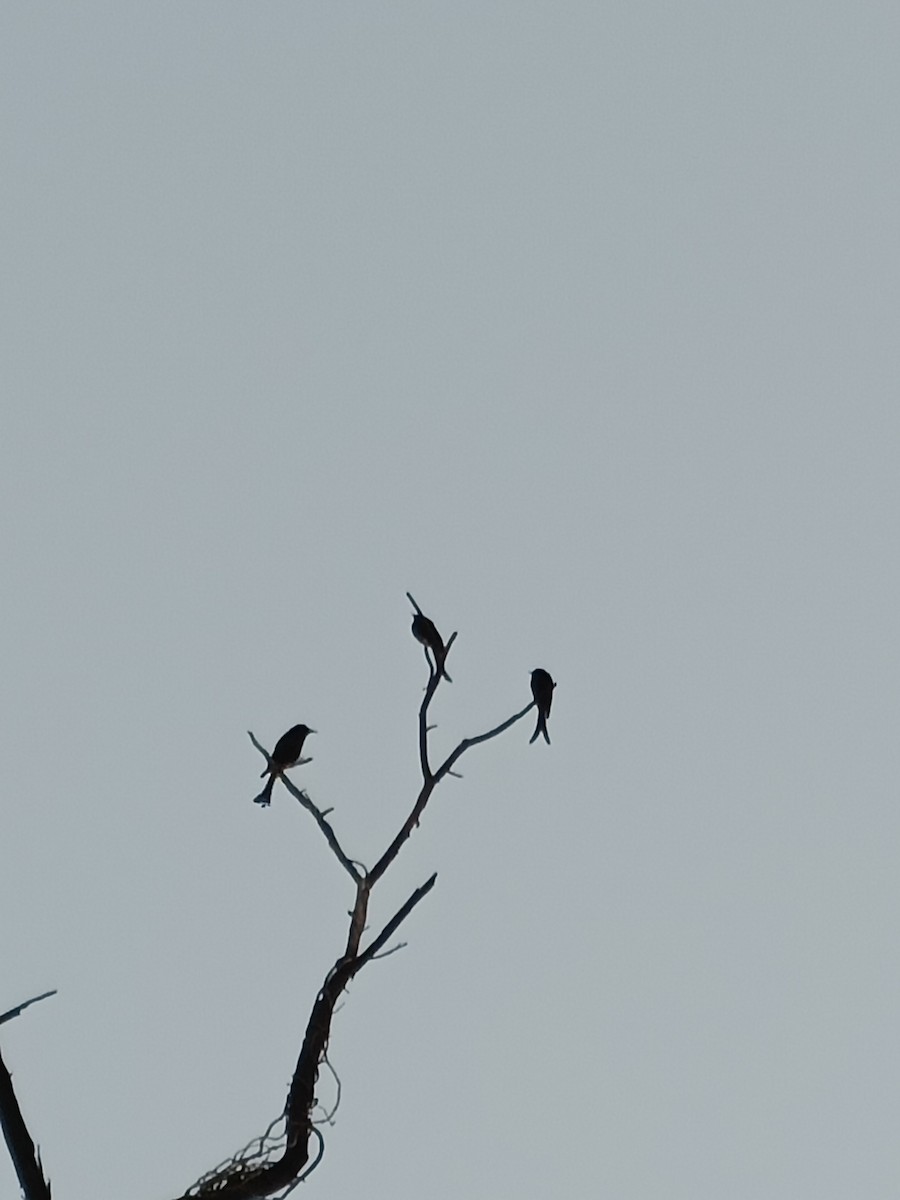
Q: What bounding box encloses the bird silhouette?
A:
[254,723,315,805]
[529,669,555,744]
[411,610,452,682]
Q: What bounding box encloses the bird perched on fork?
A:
[254,723,315,805]
[407,592,453,682]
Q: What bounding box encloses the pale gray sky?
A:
[3,4,900,1197]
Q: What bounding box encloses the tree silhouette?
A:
[1,598,550,1199]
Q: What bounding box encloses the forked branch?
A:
[368,695,534,887]
[187,599,543,1199]
[3,602,546,1200]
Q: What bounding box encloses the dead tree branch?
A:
[186,603,536,1198]
[279,776,362,884]
[368,695,534,887]
[0,991,56,1200]
[434,700,536,783]
[186,874,435,1200]
[2,603,545,1200]
[0,991,57,1028]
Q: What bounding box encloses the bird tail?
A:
[253,772,276,806]
[425,645,453,683]
[530,716,550,745]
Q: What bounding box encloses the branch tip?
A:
[0,990,58,1028]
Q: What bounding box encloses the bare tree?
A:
[1,598,551,1199]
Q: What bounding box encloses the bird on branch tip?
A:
[529,669,555,745]
[411,611,452,682]
[254,723,315,805]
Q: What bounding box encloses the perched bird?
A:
[411,610,452,682]
[529,669,555,745]
[254,723,315,806]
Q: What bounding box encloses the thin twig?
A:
[279,777,361,884]
[418,670,440,780]
[370,942,407,961]
[247,730,269,759]
[293,1126,325,1185]
[0,991,56,1028]
[313,1054,342,1126]
[434,701,535,783]
[357,874,437,967]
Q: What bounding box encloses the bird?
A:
[411,610,452,682]
[254,724,315,806]
[529,669,555,744]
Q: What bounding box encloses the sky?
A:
[2,3,900,1197]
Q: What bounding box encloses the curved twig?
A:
[313,1054,342,1126]
[292,1126,325,1186]
[434,701,535,783]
